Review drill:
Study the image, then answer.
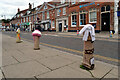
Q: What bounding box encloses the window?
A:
[89,8,97,23]
[57,9,60,16]
[80,14,86,25]
[71,14,77,26]
[101,5,110,12]
[79,10,86,25]
[63,8,66,15]
[47,11,49,19]
[64,20,66,26]
[42,12,45,20]
[79,0,85,2]
[44,4,47,9]
[61,0,65,4]
[29,16,31,21]
[36,15,38,21]
[106,5,110,11]
[24,18,25,22]
[21,19,22,23]
[101,7,105,12]
[52,21,55,28]
[71,0,76,5]
[26,17,28,22]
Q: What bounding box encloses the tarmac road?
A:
[2,31,119,65]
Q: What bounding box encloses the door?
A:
[59,23,62,32]
[101,13,110,31]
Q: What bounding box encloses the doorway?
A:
[59,23,62,32]
[101,13,110,31]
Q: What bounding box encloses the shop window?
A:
[89,8,97,23]
[71,14,77,26]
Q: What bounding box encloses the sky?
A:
[0,0,52,20]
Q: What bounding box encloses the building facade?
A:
[11,1,116,33]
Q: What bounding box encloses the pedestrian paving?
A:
[1,34,119,79]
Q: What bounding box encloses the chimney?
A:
[29,3,32,9]
[18,8,20,13]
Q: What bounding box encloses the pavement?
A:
[0,33,119,79]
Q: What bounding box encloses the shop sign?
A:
[79,2,95,8]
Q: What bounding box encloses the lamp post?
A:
[32,3,35,31]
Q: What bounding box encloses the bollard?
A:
[16,28,22,43]
[79,24,95,70]
[110,31,113,37]
[32,29,41,50]
[77,30,79,36]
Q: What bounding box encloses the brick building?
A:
[68,2,114,32]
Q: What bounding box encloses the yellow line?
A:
[22,38,119,63]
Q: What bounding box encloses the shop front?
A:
[40,20,51,31]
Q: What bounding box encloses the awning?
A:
[41,20,50,24]
[21,22,30,26]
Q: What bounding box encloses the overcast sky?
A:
[0,0,52,20]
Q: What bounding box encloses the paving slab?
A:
[3,61,50,78]
[37,66,92,78]
[68,61,92,77]
[2,54,18,67]
[109,67,119,77]
[11,52,32,63]
[90,61,118,78]
[58,52,82,62]
[36,56,75,70]
[37,46,63,58]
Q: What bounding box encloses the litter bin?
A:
[32,29,41,50]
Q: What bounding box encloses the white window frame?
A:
[89,8,97,23]
[21,19,22,23]
[61,0,65,4]
[57,9,60,16]
[24,18,25,22]
[26,17,28,22]
[44,4,47,10]
[47,11,49,19]
[71,0,76,5]
[79,11,87,26]
[71,13,77,27]
[52,21,55,28]
[63,7,66,15]
[29,16,31,22]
